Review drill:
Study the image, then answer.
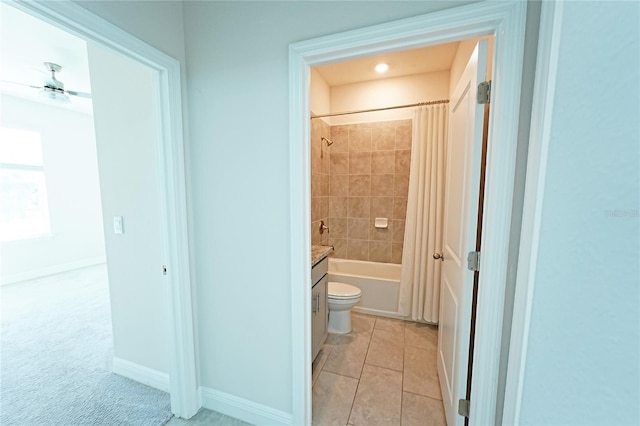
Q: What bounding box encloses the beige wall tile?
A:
[330,217,347,239]
[393,197,408,220]
[370,219,392,242]
[349,151,372,175]
[395,123,412,150]
[370,196,394,219]
[371,174,394,197]
[372,126,396,151]
[318,173,329,196]
[329,237,347,258]
[371,151,395,174]
[394,173,410,197]
[329,196,348,217]
[330,152,348,175]
[349,365,402,426]
[347,239,369,261]
[391,242,404,264]
[348,218,370,240]
[349,197,370,218]
[330,126,349,153]
[369,241,391,263]
[349,175,371,197]
[349,128,372,152]
[330,174,349,197]
[311,220,321,245]
[392,219,405,243]
[395,149,412,173]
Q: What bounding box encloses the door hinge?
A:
[458,398,470,417]
[477,81,491,104]
[467,251,480,271]
[162,265,168,276]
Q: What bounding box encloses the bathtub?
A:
[328,258,402,318]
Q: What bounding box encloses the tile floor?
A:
[312,313,445,426]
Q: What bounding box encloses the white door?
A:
[437,40,488,425]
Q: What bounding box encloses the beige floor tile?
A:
[323,314,375,379]
[404,322,438,350]
[374,317,405,334]
[365,328,404,372]
[403,345,441,400]
[348,365,403,426]
[313,344,334,386]
[313,371,359,426]
[401,392,446,426]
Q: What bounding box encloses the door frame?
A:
[7,0,199,418]
[289,1,527,424]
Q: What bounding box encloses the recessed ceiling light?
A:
[374,63,389,73]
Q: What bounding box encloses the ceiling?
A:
[0,3,92,114]
[314,41,460,87]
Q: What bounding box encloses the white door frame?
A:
[289,1,527,424]
[502,1,563,423]
[7,0,200,418]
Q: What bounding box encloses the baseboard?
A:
[200,386,293,425]
[112,357,170,393]
[1,256,107,285]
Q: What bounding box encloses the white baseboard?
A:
[1,256,107,285]
[200,386,293,425]
[112,357,170,393]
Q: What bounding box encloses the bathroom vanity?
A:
[311,245,332,361]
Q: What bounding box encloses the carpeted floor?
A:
[0,265,172,426]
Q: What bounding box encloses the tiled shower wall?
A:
[328,119,412,264]
[311,118,330,246]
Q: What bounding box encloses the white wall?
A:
[0,95,105,284]
[518,1,639,424]
[71,0,550,422]
[87,43,169,374]
[310,68,330,117]
[330,71,449,125]
[182,0,482,416]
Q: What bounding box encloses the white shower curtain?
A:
[398,104,448,323]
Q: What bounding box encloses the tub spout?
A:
[319,221,329,234]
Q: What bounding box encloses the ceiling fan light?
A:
[39,87,70,103]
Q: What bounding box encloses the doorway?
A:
[289,2,527,424]
[4,0,199,419]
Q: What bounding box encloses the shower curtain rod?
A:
[310,99,449,119]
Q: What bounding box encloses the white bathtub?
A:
[328,258,402,318]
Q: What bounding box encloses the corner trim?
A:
[200,386,293,426]
[112,357,170,393]
[502,1,564,423]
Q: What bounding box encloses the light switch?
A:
[113,216,124,234]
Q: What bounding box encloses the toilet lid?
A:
[328,282,361,298]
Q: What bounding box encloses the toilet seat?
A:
[328,282,361,299]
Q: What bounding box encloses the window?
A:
[0,127,51,241]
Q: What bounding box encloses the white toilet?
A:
[327,281,362,334]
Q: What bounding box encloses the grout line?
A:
[402,389,443,402]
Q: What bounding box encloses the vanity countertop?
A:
[311,245,333,266]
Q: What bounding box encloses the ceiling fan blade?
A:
[0,80,41,90]
[66,90,92,99]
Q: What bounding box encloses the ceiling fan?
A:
[1,62,92,103]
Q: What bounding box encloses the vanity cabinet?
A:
[311,257,328,361]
